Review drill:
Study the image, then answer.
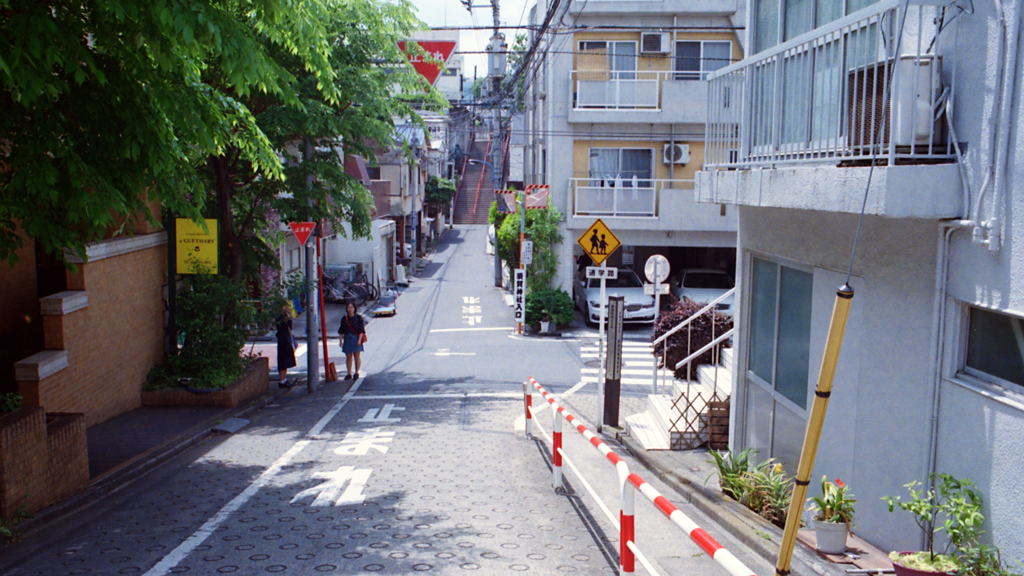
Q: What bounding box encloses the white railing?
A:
[572,70,673,110]
[705,0,960,168]
[651,288,735,394]
[571,178,694,218]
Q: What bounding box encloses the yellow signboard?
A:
[176,218,218,274]
[576,218,621,266]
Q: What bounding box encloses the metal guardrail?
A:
[571,178,695,219]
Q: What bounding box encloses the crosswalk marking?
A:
[578,339,677,388]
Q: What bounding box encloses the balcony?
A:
[699,0,964,218]
[568,179,737,233]
[569,71,709,125]
[568,0,737,16]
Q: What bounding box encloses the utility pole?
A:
[303,138,319,393]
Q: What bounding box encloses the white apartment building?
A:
[698,0,1024,560]
[524,0,746,289]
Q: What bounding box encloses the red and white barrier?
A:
[525,377,758,576]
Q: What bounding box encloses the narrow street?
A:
[0,226,775,576]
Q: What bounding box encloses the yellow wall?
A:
[572,139,708,180]
[573,31,742,72]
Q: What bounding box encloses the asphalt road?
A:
[0,225,775,576]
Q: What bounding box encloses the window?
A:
[675,41,732,80]
[753,0,880,51]
[748,257,813,409]
[587,148,653,187]
[579,41,637,80]
[288,248,301,272]
[965,307,1024,390]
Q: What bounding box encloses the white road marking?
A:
[143,380,366,575]
[430,327,512,333]
[434,348,476,356]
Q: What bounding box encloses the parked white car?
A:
[671,268,735,316]
[573,268,657,327]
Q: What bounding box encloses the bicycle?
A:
[341,273,379,307]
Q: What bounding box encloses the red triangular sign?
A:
[397,40,457,86]
[289,222,316,246]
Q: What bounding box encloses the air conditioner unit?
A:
[641,33,671,54]
[663,144,690,165]
[846,55,943,150]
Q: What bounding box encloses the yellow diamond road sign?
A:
[577,218,620,266]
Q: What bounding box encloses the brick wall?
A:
[0,407,89,518]
[62,243,167,426]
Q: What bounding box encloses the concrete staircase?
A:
[625,347,734,451]
[453,138,494,225]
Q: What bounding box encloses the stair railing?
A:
[472,136,494,217]
[650,287,735,394]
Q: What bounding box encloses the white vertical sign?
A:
[521,240,534,265]
[513,269,526,323]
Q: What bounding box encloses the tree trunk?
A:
[209,154,244,279]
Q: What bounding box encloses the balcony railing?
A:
[571,178,694,218]
[572,70,671,110]
[705,0,959,169]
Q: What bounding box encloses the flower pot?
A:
[540,321,550,333]
[813,519,849,554]
[890,552,958,576]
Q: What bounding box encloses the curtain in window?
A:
[703,42,732,77]
[588,149,619,186]
[619,149,652,186]
[610,42,636,80]
[578,44,610,81]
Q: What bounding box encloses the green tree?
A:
[502,33,528,110]
[425,175,457,210]
[496,196,563,291]
[203,0,444,278]
[0,0,338,265]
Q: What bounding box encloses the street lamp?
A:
[467,158,498,185]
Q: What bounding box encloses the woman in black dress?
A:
[276,305,297,386]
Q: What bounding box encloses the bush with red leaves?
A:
[651,298,733,380]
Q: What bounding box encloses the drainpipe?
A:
[985,0,1022,252]
[923,219,972,521]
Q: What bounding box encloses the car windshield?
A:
[589,271,643,289]
[683,272,733,289]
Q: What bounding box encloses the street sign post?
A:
[585,266,618,279]
[289,222,316,246]
[521,240,534,266]
[644,254,671,325]
[576,218,620,266]
[604,296,625,428]
[577,219,622,428]
[513,269,526,323]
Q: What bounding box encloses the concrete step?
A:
[644,394,676,448]
[696,363,732,398]
[624,411,671,450]
[722,346,734,372]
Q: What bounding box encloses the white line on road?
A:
[143,380,365,576]
[349,392,521,400]
[429,327,514,333]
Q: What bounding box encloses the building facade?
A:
[698,0,1023,560]
[525,0,746,290]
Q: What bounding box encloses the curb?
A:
[616,433,835,576]
[14,386,293,541]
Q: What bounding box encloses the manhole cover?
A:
[584,360,601,368]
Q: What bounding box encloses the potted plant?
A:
[807,476,856,554]
[881,473,1005,576]
[540,314,552,333]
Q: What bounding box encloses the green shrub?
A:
[525,288,574,327]
[0,392,22,413]
[652,297,733,380]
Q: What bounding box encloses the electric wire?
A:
[846,0,912,284]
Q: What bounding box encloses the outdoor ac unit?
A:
[641,33,671,54]
[846,55,943,149]
[662,143,690,165]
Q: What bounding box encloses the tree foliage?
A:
[0,0,444,272]
[651,298,733,380]
[495,196,563,292]
[0,0,335,264]
[425,175,456,208]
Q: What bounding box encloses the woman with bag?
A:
[338,300,367,380]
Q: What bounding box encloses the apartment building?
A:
[698,0,1023,559]
[524,0,745,291]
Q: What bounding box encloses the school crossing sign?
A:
[576,219,620,266]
